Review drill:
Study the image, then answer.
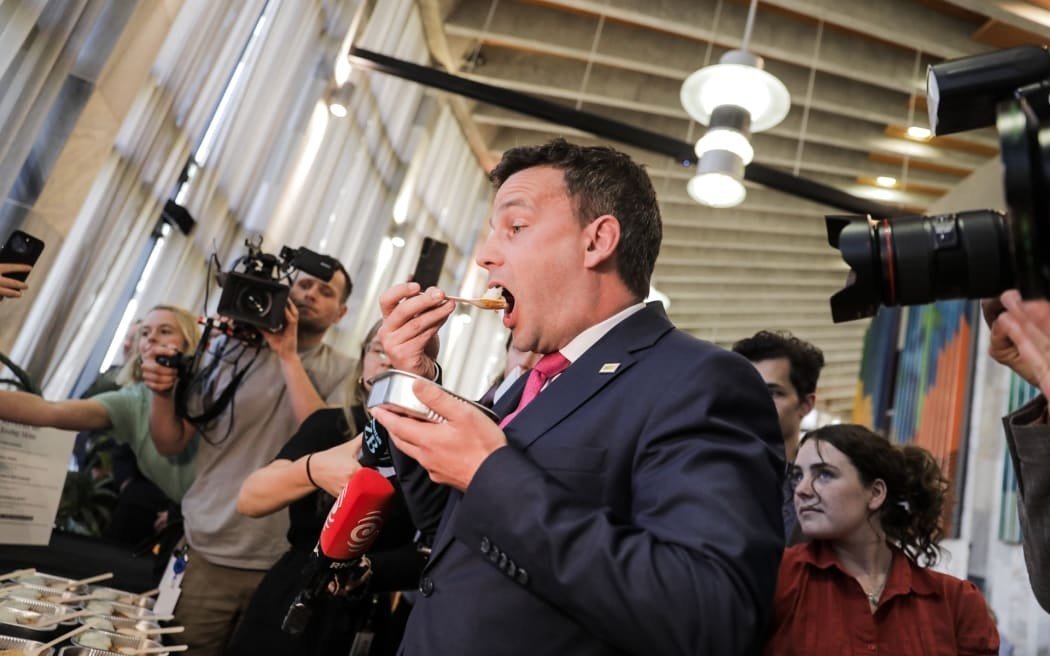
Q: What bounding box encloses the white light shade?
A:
[328,102,348,117]
[680,52,791,132]
[687,172,746,208]
[906,126,931,140]
[695,128,754,165]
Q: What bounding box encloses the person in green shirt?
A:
[0,304,200,501]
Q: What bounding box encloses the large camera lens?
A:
[825,210,1012,322]
[237,286,273,319]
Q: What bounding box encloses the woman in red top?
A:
[763,423,998,655]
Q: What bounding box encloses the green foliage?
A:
[56,468,117,536]
[56,434,119,537]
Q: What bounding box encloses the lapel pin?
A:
[599,363,620,374]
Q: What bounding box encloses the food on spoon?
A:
[473,287,508,310]
[0,607,21,624]
[18,576,45,587]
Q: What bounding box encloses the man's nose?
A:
[475,233,500,270]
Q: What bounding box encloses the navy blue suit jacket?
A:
[390,302,785,655]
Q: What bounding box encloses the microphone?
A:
[282,467,395,634]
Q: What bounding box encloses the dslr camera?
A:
[826,45,1050,322]
[217,236,339,334]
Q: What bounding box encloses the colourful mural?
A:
[853,307,900,432]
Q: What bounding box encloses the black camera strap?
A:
[173,330,260,433]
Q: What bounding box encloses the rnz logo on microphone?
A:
[347,510,383,553]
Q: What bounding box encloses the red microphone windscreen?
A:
[319,467,395,561]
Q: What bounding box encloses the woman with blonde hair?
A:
[0,304,201,503]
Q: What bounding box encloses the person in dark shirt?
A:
[228,320,427,656]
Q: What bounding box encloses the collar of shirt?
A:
[557,302,647,365]
[800,540,939,600]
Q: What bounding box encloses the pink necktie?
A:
[499,352,570,428]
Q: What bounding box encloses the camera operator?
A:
[981,289,1050,613]
[141,264,354,655]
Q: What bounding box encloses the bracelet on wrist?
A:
[305,453,320,489]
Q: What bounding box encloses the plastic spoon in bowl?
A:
[117,626,184,637]
[116,645,188,655]
[31,608,95,627]
[61,573,113,590]
[445,295,507,310]
[0,569,35,584]
[7,617,101,655]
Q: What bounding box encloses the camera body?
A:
[826,45,1050,321]
[216,238,339,334]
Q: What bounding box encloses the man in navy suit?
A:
[372,140,785,655]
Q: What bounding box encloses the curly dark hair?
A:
[732,330,825,398]
[800,424,949,566]
[489,139,661,299]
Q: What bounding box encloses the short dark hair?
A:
[799,424,947,566]
[489,139,661,299]
[330,258,352,303]
[732,330,824,398]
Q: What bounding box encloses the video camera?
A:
[825,45,1050,322]
[217,236,339,335]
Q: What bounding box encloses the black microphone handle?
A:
[281,551,367,635]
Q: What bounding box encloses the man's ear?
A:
[583,215,620,270]
[799,392,816,419]
[337,303,349,321]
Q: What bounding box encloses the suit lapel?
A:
[423,303,673,571]
[503,303,672,450]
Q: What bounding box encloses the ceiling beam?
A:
[347,45,902,216]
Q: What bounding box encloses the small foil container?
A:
[85,588,154,611]
[367,370,498,423]
[10,574,87,596]
[0,584,50,602]
[0,633,55,655]
[0,585,86,605]
[76,615,159,635]
[72,629,165,654]
[0,598,74,639]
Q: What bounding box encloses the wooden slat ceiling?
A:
[415,0,1050,419]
